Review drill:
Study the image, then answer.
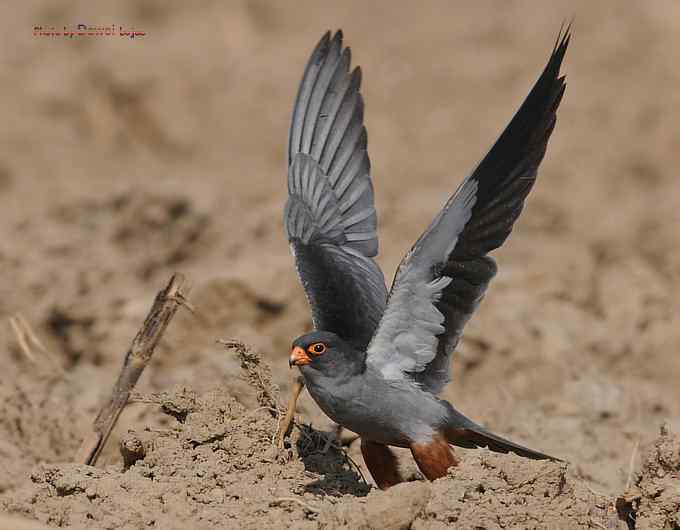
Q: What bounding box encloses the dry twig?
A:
[74,273,190,465]
[342,450,368,486]
[270,497,320,514]
[625,440,639,490]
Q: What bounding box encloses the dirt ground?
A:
[1,1,679,528]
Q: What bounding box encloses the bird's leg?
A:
[410,434,460,481]
[276,375,305,449]
[360,438,403,490]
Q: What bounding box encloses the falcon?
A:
[279,28,569,489]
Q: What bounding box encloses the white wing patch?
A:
[366,179,478,381]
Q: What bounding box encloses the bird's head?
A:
[289,330,365,377]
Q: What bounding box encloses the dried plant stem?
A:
[9,312,62,373]
[217,338,281,413]
[625,440,639,490]
[74,273,189,465]
[276,375,305,448]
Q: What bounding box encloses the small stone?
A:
[120,431,146,468]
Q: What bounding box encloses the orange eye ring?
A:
[308,342,326,355]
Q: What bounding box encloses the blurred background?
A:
[1,0,679,496]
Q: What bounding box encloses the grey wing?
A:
[366,28,570,392]
[285,31,387,348]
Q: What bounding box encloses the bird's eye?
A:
[309,343,326,355]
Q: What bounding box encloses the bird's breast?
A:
[302,373,425,447]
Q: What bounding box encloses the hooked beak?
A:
[289,346,311,367]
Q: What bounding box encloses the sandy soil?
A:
[1,1,679,528]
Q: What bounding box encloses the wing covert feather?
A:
[367,28,570,392]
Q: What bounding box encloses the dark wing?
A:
[285,31,387,348]
[445,426,562,461]
[366,28,570,391]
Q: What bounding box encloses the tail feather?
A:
[446,425,562,462]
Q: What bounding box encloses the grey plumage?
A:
[284,30,386,349]
[368,29,569,394]
[366,178,478,382]
[294,330,561,461]
[287,28,570,468]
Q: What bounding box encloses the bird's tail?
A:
[443,405,563,462]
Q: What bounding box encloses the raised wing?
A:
[366,28,570,392]
[285,31,387,348]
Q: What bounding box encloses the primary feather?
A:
[285,31,387,349]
